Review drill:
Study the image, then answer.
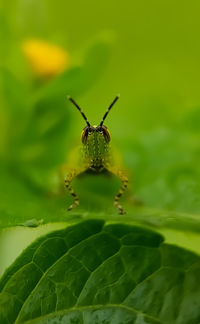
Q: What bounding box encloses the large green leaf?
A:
[0,220,199,324]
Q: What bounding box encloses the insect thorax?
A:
[82,131,111,171]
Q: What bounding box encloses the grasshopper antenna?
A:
[67,96,91,127]
[100,94,120,126]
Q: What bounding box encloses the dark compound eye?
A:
[101,125,110,142]
[81,127,89,144]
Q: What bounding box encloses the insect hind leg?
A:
[114,173,128,214]
[107,167,128,214]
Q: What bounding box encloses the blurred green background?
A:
[0,0,200,272]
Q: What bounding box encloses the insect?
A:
[65,95,128,214]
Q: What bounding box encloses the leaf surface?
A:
[0,220,199,324]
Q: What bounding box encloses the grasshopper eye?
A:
[81,127,89,144]
[102,125,110,142]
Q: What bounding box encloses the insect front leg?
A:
[65,170,79,211]
[65,169,83,211]
[107,167,128,215]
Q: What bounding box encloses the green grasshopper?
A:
[65,95,128,214]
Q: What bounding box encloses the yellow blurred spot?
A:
[22,39,69,78]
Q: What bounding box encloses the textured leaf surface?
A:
[0,220,199,324]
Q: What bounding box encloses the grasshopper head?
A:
[67,95,119,145]
[81,125,110,144]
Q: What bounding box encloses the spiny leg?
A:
[65,169,80,211]
[107,167,128,214]
[114,172,128,214]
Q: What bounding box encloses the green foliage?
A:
[0,5,200,231]
[0,220,200,324]
[0,13,111,227]
[0,2,200,324]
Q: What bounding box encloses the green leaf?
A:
[0,220,199,324]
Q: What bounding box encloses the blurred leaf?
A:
[122,127,200,215]
[16,40,110,188]
[0,38,110,192]
[0,220,200,324]
[33,41,110,101]
[0,37,112,224]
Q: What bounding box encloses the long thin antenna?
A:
[67,96,91,127]
[100,95,120,126]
